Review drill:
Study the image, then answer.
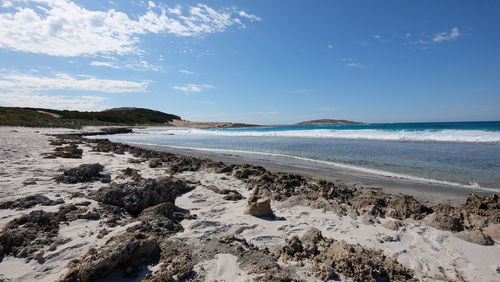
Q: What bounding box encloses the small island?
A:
[296,119,361,125]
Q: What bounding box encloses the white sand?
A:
[195,253,250,282]
[174,172,500,281]
[0,127,498,281]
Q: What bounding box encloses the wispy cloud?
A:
[238,10,262,22]
[433,27,460,42]
[2,1,12,8]
[124,60,163,72]
[173,84,214,93]
[0,92,109,111]
[179,69,194,74]
[316,107,336,111]
[342,58,366,69]
[0,72,149,93]
[0,71,149,110]
[90,60,163,71]
[90,61,119,69]
[0,0,261,57]
[292,89,308,94]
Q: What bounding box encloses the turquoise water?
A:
[221,121,500,133]
[98,121,500,192]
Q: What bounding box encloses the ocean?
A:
[97,121,500,192]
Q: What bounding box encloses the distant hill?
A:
[296,119,360,125]
[0,107,180,128]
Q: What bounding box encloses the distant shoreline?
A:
[296,119,361,125]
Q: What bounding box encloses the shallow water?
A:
[98,122,500,192]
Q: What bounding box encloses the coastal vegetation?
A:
[0,107,180,128]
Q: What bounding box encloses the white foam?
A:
[133,128,500,144]
[120,141,499,193]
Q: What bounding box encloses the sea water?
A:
[98,121,500,192]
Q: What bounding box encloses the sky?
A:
[0,0,499,124]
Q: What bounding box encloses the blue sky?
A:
[0,0,499,124]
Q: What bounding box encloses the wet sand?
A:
[136,144,491,205]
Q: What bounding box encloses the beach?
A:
[0,126,499,281]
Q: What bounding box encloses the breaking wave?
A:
[136,128,500,144]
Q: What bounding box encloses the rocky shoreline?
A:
[0,127,499,281]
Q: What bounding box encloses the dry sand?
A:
[167,119,259,129]
[0,126,498,281]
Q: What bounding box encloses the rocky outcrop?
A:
[83,136,498,234]
[58,234,160,282]
[206,185,244,201]
[55,163,111,184]
[382,220,403,231]
[43,144,83,159]
[245,193,274,218]
[274,228,416,281]
[0,195,64,210]
[0,210,59,259]
[148,158,163,168]
[84,138,500,231]
[455,230,494,246]
[422,213,463,232]
[483,223,500,240]
[350,193,432,220]
[118,167,143,181]
[93,177,192,216]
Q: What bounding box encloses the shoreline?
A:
[125,143,492,205]
[0,126,499,281]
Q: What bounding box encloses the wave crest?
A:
[136,128,500,143]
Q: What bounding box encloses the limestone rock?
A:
[94,177,192,216]
[58,235,160,281]
[455,230,494,246]
[483,223,500,240]
[422,213,463,232]
[383,220,403,231]
[0,210,59,259]
[245,194,274,218]
[55,163,110,184]
[0,195,64,210]
[148,158,163,168]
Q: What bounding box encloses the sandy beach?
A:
[0,126,499,282]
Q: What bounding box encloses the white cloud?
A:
[433,27,460,42]
[0,71,149,110]
[0,92,109,111]
[327,44,334,49]
[124,60,163,71]
[179,69,194,74]
[90,61,119,69]
[90,60,163,71]
[373,34,381,39]
[316,107,336,111]
[173,84,213,93]
[238,10,262,22]
[342,58,366,69]
[2,1,12,8]
[0,0,260,56]
[0,72,149,93]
